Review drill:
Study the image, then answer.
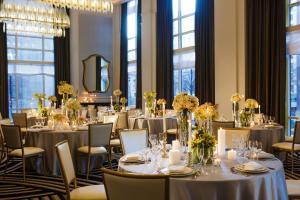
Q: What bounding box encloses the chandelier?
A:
[39,0,113,13]
[0,0,70,37]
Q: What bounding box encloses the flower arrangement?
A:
[172,93,199,113]
[52,113,68,123]
[58,81,74,96]
[143,91,156,102]
[48,95,57,103]
[113,89,122,97]
[245,99,259,109]
[194,102,218,121]
[65,98,81,111]
[230,93,244,103]
[157,98,166,105]
[191,129,217,150]
[239,109,251,127]
[33,93,46,113]
[40,107,49,117]
[120,97,128,106]
[114,104,122,112]
[144,91,157,116]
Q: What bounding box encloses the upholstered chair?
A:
[119,129,148,155]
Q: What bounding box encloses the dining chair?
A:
[115,112,128,130]
[286,180,300,200]
[1,124,45,181]
[101,168,169,200]
[272,121,300,173]
[103,115,119,134]
[119,129,148,155]
[77,123,113,179]
[56,141,107,200]
[0,119,11,163]
[223,128,250,149]
[212,121,235,139]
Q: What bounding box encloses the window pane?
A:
[128,38,136,51]
[173,70,180,95]
[44,65,55,75]
[44,38,54,50]
[44,51,54,62]
[16,64,42,75]
[173,20,179,35]
[173,0,179,19]
[7,49,16,60]
[128,50,136,62]
[181,68,195,95]
[181,15,195,33]
[7,35,15,48]
[173,36,179,49]
[17,50,43,61]
[290,0,300,4]
[18,36,42,49]
[181,32,195,48]
[290,5,300,26]
[127,13,137,38]
[181,0,195,16]
[128,63,137,106]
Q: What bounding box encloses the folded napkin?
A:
[243,161,264,171]
[125,154,141,162]
[257,151,274,159]
[168,165,185,174]
[31,125,44,129]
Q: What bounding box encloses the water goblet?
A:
[149,134,158,147]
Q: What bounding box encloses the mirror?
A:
[82,54,110,93]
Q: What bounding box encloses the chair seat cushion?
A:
[78,146,107,154]
[285,136,294,142]
[167,129,177,135]
[272,142,300,151]
[286,180,300,197]
[110,139,120,146]
[9,147,44,157]
[70,185,107,200]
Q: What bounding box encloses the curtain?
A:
[120,2,128,99]
[0,23,8,118]
[245,0,286,126]
[136,0,142,108]
[54,27,70,104]
[156,0,173,107]
[195,0,215,104]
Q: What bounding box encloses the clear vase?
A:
[177,110,190,150]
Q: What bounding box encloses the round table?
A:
[118,154,288,200]
[26,129,104,176]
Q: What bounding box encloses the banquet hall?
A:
[0,0,299,199]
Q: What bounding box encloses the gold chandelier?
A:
[39,0,113,13]
[0,0,70,37]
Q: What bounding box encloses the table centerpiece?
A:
[157,98,166,116]
[33,93,46,114]
[194,102,218,133]
[120,97,128,111]
[143,91,157,118]
[230,93,244,127]
[48,95,57,109]
[245,98,259,126]
[57,81,74,107]
[65,98,81,128]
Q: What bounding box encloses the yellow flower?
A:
[172,93,199,113]
[157,98,166,105]
[58,81,74,95]
[48,96,57,103]
[65,98,81,111]
[245,99,259,109]
[120,97,128,105]
[194,102,218,121]
[52,113,68,122]
[33,93,46,100]
[230,93,244,103]
[143,91,157,100]
[113,89,122,96]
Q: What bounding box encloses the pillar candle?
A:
[163,103,167,132]
[169,149,181,165]
[218,128,226,157]
[172,140,180,150]
[227,149,237,160]
[258,105,261,114]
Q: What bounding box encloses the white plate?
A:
[119,155,145,164]
[234,165,269,174]
[167,167,195,177]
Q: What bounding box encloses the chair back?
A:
[55,140,77,197]
[212,121,235,139]
[293,121,300,144]
[115,112,128,130]
[12,113,27,128]
[0,112,2,120]
[127,109,141,117]
[102,168,169,200]
[224,128,250,149]
[0,119,12,150]
[120,129,148,155]
[1,125,23,149]
[89,123,113,147]
[104,115,119,133]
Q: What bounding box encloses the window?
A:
[127,0,138,107]
[172,0,196,96]
[7,33,55,118]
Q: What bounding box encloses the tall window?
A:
[7,33,55,118]
[127,0,138,107]
[173,0,196,96]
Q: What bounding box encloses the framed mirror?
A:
[82,54,110,93]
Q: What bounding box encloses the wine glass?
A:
[256,141,263,159]
[149,134,158,147]
[202,149,212,175]
[158,132,166,146]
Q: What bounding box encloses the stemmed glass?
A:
[256,141,263,159]
[202,149,212,175]
[195,146,204,177]
[149,134,158,147]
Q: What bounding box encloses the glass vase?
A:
[177,110,190,150]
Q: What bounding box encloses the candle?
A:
[188,119,192,151]
[162,103,166,115]
[172,140,180,150]
[169,149,181,165]
[258,105,261,114]
[110,96,114,111]
[227,149,237,160]
[217,128,226,157]
[163,103,167,133]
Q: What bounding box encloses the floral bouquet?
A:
[65,98,81,111]
[33,93,46,113]
[143,91,157,116]
[58,81,74,96]
[113,89,122,104]
[194,103,218,121]
[157,98,166,116]
[172,92,199,113]
[245,99,259,110]
[48,95,57,108]
[52,113,68,123]
[230,93,244,103]
[157,98,166,105]
[120,97,128,107]
[114,104,122,112]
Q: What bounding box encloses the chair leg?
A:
[292,152,294,174]
[22,157,26,181]
[86,154,91,180]
[42,153,46,176]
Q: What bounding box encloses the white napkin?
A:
[243,161,264,171]
[168,165,185,174]
[125,154,141,162]
[257,151,274,159]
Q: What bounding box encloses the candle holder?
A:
[161,132,168,158]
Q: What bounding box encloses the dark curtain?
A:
[245,0,286,126]
[136,0,142,108]
[195,0,215,104]
[120,2,128,99]
[0,23,8,118]
[156,0,173,107]
[54,27,70,104]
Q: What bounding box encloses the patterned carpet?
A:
[0,153,299,200]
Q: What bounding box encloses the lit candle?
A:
[163,103,167,132]
[169,149,181,165]
[217,128,226,157]
[258,105,261,114]
[227,149,237,160]
[172,140,180,150]
[110,96,113,110]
